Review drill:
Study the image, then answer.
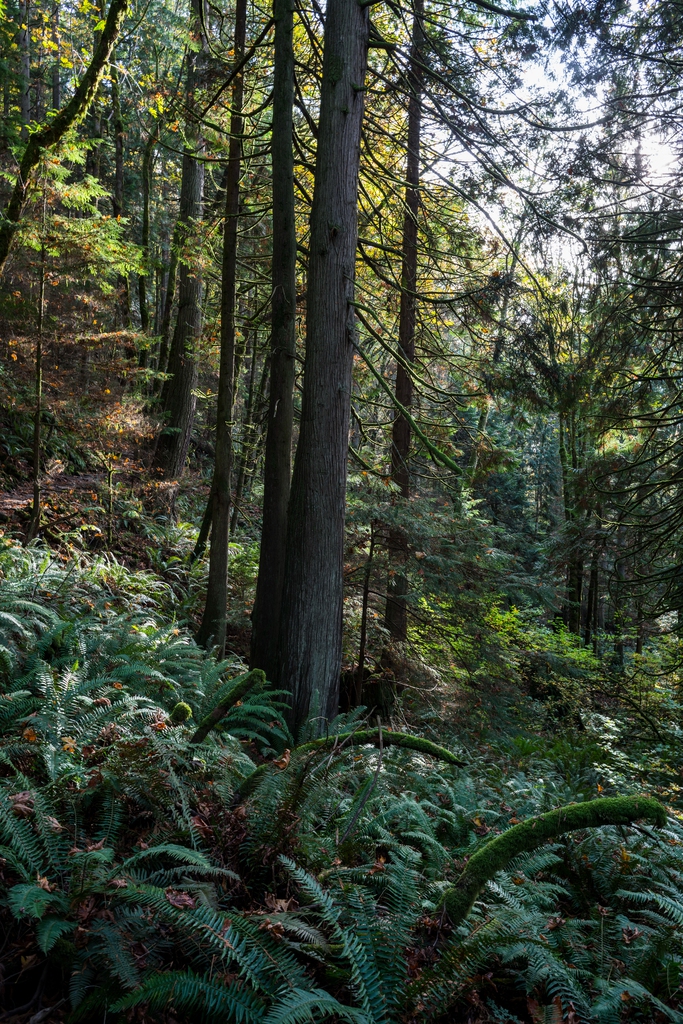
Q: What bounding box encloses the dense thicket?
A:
[2,0,683,1020]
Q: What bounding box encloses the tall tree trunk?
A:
[138,126,156,356]
[152,0,205,478]
[0,0,129,275]
[231,334,258,535]
[27,191,47,542]
[384,0,424,643]
[51,1,60,110]
[250,0,298,680]
[156,235,178,381]
[277,0,369,736]
[19,0,31,138]
[196,0,247,651]
[110,52,129,325]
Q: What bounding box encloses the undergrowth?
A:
[1,543,683,1023]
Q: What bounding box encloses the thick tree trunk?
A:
[250,0,298,681]
[277,0,369,736]
[196,0,247,651]
[152,0,205,479]
[385,0,423,643]
[0,0,129,275]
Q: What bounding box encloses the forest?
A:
[1,0,683,1019]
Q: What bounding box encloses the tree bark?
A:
[110,51,129,326]
[250,0,298,681]
[0,0,129,275]
[156,234,178,381]
[231,334,258,535]
[138,126,157,346]
[19,0,31,137]
[51,1,60,111]
[152,0,205,479]
[196,0,247,651]
[277,0,369,736]
[384,0,423,643]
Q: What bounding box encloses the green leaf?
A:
[36,916,76,952]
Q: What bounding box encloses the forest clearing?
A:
[1,0,683,1020]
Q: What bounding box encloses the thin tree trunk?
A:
[384,0,423,643]
[277,0,369,736]
[156,236,178,381]
[250,0,298,680]
[19,0,31,138]
[355,524,375,706]
[51,1,60,110]
[196,0,247,651]
[231,334,258,535]
[584,524,600,648]
[138,126,157,357]
[152,0,205,479]
[27,199,46,542]
[0,0,129,275]
[110,52,129,325]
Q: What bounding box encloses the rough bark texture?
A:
[0,0,129,275]
[442,796,666,929]
[196,0,247,651]
[277,0,369,737]
[250,0,298,682]
[152,0,205,479]
[385,1,423,642]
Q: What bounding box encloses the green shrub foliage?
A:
[1,547,683,1022]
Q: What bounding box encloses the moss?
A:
[169,701,193,725]
[236,727,463,801]
[441,795,667,929]
[189,669,265,744]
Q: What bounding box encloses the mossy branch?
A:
[0,0,129,274]
[189,669,265,744]
[441,795,667,929]
[235,728,463,800]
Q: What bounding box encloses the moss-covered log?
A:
[189,669,265,744]
[442,795,667,929]
[235,727,463,800]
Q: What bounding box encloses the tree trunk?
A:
[0,0,129,275]
[156,235,178,381]
[138,126,157,351]
[19,0,31,138]
[250,0,298,680]
[51,1,60,110]
[277,0,369,736]
[384,0,423,643]
[152,0,205,478]
[27,204,46,543]
[110,52,129,325]
[231,334,258,535]
[196,0,247,651]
